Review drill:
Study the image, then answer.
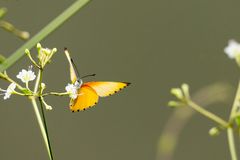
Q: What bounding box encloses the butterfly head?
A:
[75,78,83,88]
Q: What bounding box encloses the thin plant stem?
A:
[38,97,53,160]
[30,70,53,160]
[227,81,240,160]
[229,81,240,122]
[38,69,54,160]
[0,0,91,72]
[187,100,229,128]
[228,128,238,160]
[42,92,69,97]
[0,72,25,91]
[26,82,29,90]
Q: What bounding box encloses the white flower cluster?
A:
[65,81,81,99]
[0,66,36,100]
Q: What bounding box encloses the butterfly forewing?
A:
[64,48,78,83]
[84,82,130,97]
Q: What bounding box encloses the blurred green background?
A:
[0,0,240,159]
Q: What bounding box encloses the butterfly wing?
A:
[64,48,79,83]
[70,85,99,112]
[84,82,130,97]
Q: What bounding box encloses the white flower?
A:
[65,81,81,99]
[224,40,240,59]
[16,66,36,83]
[0,83,17,100]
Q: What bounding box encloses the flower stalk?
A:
[187,100,229,128]
[169,84,229,128]
[226,81,240,160]
[30,70,54,160]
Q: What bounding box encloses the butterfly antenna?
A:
[81,74,96,79]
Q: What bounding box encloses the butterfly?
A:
[64,48,130,112]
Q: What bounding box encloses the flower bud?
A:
[25,49,30,55]
[20,31,30,40]
[209,127,220,136]
[170,88,183,100]
[168,101,183,108]
[41,83,46,89]
[181,83,190,98]
[36,43,42,50]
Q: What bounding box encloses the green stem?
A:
[229,81,240,122]
[38,69,54,159]
[187,100,229,128]
[42,92,69,97]
[39,97,54,160]
[25,51,41,69]
[26,82,29,90]
[228,128,238,160]
[0,72,25,91]
[227,81,240,160]
[30,70,53,160]
[0,0,91,72]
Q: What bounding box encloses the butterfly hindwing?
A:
[84,82,130,97]
[70,85,99,112]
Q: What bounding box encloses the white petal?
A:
[3,93,10,100]
[16,68,36,83]
[7,83,16,93]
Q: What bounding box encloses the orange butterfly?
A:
[64,48,130,112]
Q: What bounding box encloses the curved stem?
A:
[0,0,91,72]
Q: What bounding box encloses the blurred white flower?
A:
[16,66,36,83]
[224,40,240,59]
[0,83,17,100]
[65,81,81,99]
